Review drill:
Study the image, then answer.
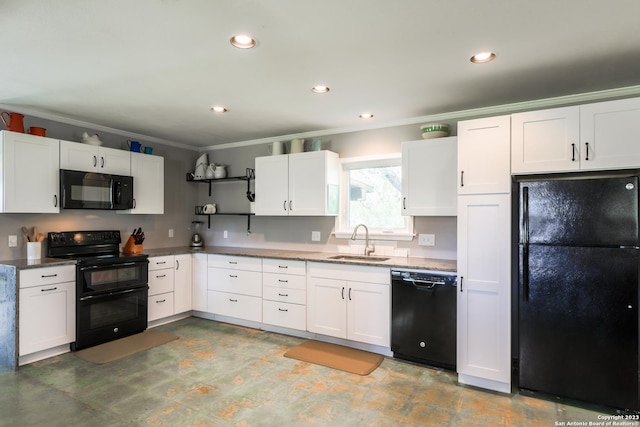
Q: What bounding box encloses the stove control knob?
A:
[113,327,119,333]
[419,341,426,348]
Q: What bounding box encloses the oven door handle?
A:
[79,286,148,301]
[79,261,141,271]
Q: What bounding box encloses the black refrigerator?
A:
[518,175,639,411]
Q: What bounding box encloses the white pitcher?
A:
[268,141,284,155]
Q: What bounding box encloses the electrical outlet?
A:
[223,230,228,239]
[418,234,435,246]
[8,235,17,247]
[311,231,321,242]
[168,229,174,238]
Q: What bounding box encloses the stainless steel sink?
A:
[327,255,390,262]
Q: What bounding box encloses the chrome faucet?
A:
[351,224,375,256]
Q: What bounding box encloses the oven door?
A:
[78,260,149,295]
[74,287,148,350]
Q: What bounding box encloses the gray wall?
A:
[197,122,457,260]
[0,114,199,260]
[1,115,456,261]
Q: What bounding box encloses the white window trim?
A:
[334,153,415,241]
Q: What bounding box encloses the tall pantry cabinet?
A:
[456,115,512,393]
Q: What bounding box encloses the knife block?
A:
[123,235,143,254]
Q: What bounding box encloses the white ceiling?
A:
[2,0,640,149]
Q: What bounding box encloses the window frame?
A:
[334,153,414,241]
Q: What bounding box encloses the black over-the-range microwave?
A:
[60,169,134,210]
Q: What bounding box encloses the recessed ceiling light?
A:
[359,113,374,119]
[311,85,330,93]
[230,34,257,49]
[210,106,227,113]
[470,51,496,63]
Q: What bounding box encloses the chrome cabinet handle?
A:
[278,293,289,297]
[403,197,407,210]
[156,274,166,278]
[229,298,238,302]
[341,287,345,300]
[278,279,288,283]
[156,299,166,303]
[93,155,97,167]
[278,265,288,269]
[283,200,287,211]
[176,260,180,270]
[571,143,576,161]
[460,171,464,187]
[229,274,238,278]
[54,195,58,207]
[101,157,105,168]
[460,276,464,292]
[278,308,288,312]
[41,274,58,278]
[41,287,58,292]
[348,288,352,301]
[289,200,293,211]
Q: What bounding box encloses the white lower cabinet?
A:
[207,255,262,322]
[262,258,306,330]
[19,265,76,359]
[307,262,390,347]
[191,252,208,312]
[148,254,192,322]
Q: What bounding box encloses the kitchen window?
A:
[334,154,414,240]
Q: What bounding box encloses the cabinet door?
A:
[457,194,511,392]
[580,97,640,171]
[98,146,131,175]
[60,140,98,172]
[511,106,580,174]
[174,254,192,314]
[2,131,60,213]
[402,137,457,216]
[191,253,208,312]
[289,151,338,216]
[306,277,347,339]
[123,152,164,214]
[458,116,511,195]
[19,281,75,355]
[148,292,174,322]
[255,155,289,216]
[347,281,390,347]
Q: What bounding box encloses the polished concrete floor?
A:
[0,317,611,426]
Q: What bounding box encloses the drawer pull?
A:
[229,298,238,302]
[156,299,166,303]
[228,261,238,264]
[156,261,167,265]
[278,279,288,283]
[41,287,58,292]
[278,293,289,297]
[156,274,167,279]
[229,274,238,278]
[278,265,288,269]
[41,274,58,278]
[278,308,289,312]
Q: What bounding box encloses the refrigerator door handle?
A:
[522,186,530,302]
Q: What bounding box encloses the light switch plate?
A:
[8,235,17,247]
[168,229,174,238]
[418,234,435,246]
[311,231,321,242]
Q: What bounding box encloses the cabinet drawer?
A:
[263,285,306,305]
[207,290,262,322]
[148,292,174,322]
[262,300,306,330]
[208,254,262,272]
[208,268,262,297]
[149,268,174,295]
[262,272,306,290]
[19,265,76,289]
[148,255,174,271]
[262,258,306,275]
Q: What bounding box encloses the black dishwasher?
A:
[391,269,457,370]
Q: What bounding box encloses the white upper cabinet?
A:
[60,140,131,175]
[457,115,511,195]
[580,97,640,170]
[0,130,60,213]
[511,106,580,174]
[511,97,640,174]
[119,152,164,214]
[401,137,457,216]
[255,151,340,216]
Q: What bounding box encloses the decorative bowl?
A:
[420,123,450,139]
